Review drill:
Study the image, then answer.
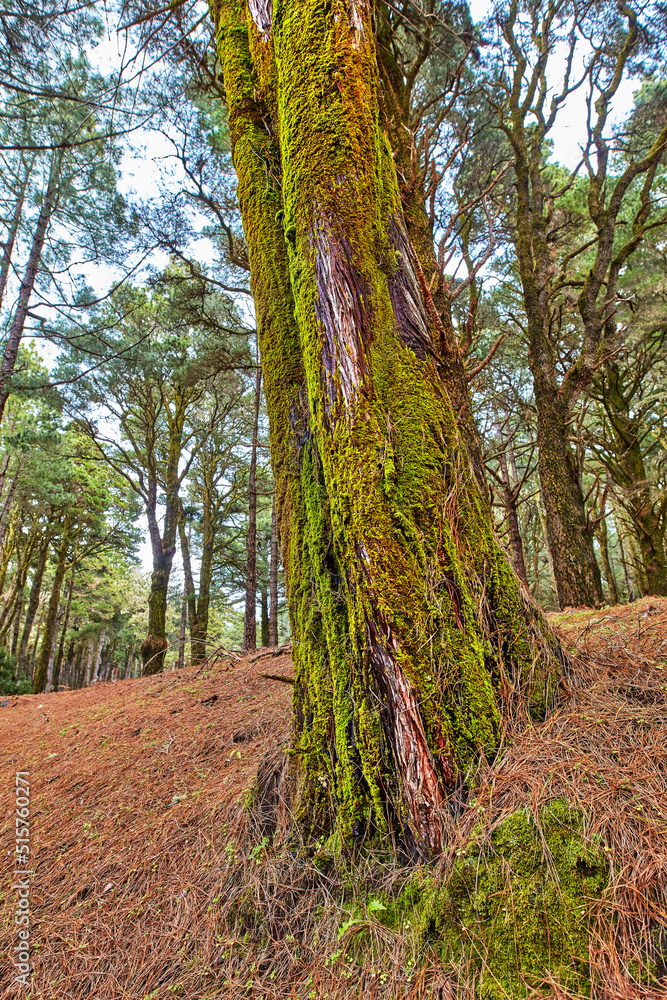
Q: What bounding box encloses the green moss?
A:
[381,801,608,998]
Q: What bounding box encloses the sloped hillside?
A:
[2,601,667,999]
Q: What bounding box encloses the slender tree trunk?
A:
[0,157,33,313]
[177,582,187,671]
[17,534,50,677]
[598,367,667,596]
[194,505,215,665]
[260,587,269,648]
[0,150,63,426]
[33,533,69,694]
[51,569,74,692]
[615,517,636,602]
[0,525,38,644]
[494,427,529,586]
[243,365,262,652]
[269,493,279,646]
[29,603,46,681]
[178,514,199,665]
[10,580,22,657]
[92,629,107,684]
[45,612,62,693]
[141,481,179,676]
[213,0,564,856]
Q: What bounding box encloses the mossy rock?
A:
[384,800,608,998]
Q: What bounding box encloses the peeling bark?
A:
[212,0,564,857]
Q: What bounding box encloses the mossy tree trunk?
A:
[268,494,279,646]
[18,534,49,677]
[594,364,667,597]
[142,484,178,675]
[212,0,563,856]
[243,366,262,652]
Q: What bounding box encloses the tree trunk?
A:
[0,458,22,552]
[0,150,62,426]
[33,533,69,694]
[615,516,636,602]
[534,381,603,608]
[51,569,75,692]
[243,365,261,652]
[90,629,106,684]
[213,0,564,856]
[17,534,50,677]
[260,586,269,648]
[596,514,619,606]
[178,514,199,666]
[0,156,33,313]
[141,480,179,675]
[493,426,529,586]
[268,493,279,646]
[597,366,667,596]
[177,582,188,671]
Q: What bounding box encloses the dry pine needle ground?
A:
[1,598,667,999]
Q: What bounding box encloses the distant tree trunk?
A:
[177,581,188,671]
[243,365,261,653]
[141,476,179,676]
[51,569,75,692]
[268,494,279,647]
[0,150,62,426]
[615,517,636,603]
[91,629,107,684]
[45,610,62,693]
[0,458,23,552]
[33,532,69,694]
[492,426,529,586]
[17,534,50,677]
[374,19,488,496]
[260,587,269,647]
[214,0,564,856]
[0,525,36,642]
[597,364,667,596]
[122,641,135,680]
[61,639,76,689]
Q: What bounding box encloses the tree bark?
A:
[141,475,179,675]
[596,365,667,596]
[0,150,62,426]
[269,493,279,646]
[213,0,564,856]
[260,586,269,648]
[596,514,619,606]
[17,533,50,677]
[33,532,69,694]
[177,581,188,671]
[534,379,603,607]
[243,365,262,652]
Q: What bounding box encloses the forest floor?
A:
[1,598,667,999]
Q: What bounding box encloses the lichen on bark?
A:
[212,0,565,857]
